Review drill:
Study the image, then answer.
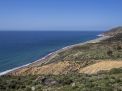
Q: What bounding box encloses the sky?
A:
[0,0,122,31]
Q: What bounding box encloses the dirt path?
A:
[79,60,122,74]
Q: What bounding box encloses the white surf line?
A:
[0,35,110,76]
[0,63,31,76]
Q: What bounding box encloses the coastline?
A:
[0,35,110,76]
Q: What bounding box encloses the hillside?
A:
[9,60,122,76]
[0,27,122,91]
[103,26,122,36]
[9,61,80,76]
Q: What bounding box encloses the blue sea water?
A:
[0,31,102,72]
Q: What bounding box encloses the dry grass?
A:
[79,60,122,74]
[10,60,122,76]
[10,61,80,76]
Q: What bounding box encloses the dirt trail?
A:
[79,61,122,74]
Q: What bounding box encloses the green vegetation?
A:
[43,40,122,67]
[0,68,122,91]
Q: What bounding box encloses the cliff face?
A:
[103,26,122,36]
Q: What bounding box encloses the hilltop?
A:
[103,26,122,36]
[0,27,122,91]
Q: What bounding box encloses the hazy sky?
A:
[0,0,122,31]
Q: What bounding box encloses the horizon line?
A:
[0,30,106,31]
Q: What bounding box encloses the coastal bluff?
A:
[7,27,122,76]
[0,27,122,91]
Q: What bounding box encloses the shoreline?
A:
[0,35,110,76]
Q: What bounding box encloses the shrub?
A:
[117,45,122,51]
[107,50,113,56]
[109,68,122,74]
[25,87,31,91]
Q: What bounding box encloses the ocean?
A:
[0,31,102,73]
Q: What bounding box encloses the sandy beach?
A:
[0,35,110,76]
